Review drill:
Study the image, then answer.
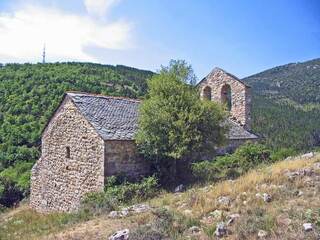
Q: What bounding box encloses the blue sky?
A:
[0,0,319,78]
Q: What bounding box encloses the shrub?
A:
[0,161,33,207]
[234,142,271,171]
[270,147,297,161]
[104,175,159,203]
[192,143,272,182]
[191,160,220,182]
[81,176,159,215]
[81,192,118,215]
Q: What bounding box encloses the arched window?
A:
[221,84,232,111]
[203,86,212,100]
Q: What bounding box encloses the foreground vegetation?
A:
[0,152,319,239]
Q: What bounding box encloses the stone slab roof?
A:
[226,119,258,140]
[67,92,258,141]
[67,92,140,140]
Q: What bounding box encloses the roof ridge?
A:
[66,91,142,102]
[196,67,251,87]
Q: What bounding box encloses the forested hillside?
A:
[244,58,320,150]
[0,62,153,206]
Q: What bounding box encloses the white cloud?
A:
[0,5,132,62]
[84,0,120,17]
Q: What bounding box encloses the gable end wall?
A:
[30,96,105,213]
[199,69,252,130]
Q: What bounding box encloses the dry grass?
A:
[150,153,320,239]
[1,153,319,240]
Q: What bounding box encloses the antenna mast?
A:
[42,44,46,64]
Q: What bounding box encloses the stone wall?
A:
[30,96,105,213]
[199,68,252,130]
[104,140,149,181]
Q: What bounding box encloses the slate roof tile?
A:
[67,92,258,141]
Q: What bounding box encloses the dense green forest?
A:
[244,58,320,150]
[0,62,153,206]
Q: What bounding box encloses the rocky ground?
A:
[0,152,319,240]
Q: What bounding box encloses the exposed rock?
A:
[108,204,151,218]
[303,176,314,185]
[258,230,268,238]
[108,229,129,240]
[217,196,231,206]
[227,213,240,225]
[129,204,151,213]
[263,193,272,202]
[256,193,262,198]
[313,162,320,169]
[285,156,293,161]
[188,226,201,235]
[284,168,315,180]
[174,184,185,193]
[303,223,313,232]
[301,152,314,159]
[215,222,227,237]
[108,211,120,218]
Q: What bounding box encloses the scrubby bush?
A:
[192,142,272,182]
[270,147,297,161]
[81,192,118,215]
[81,176,159,215]
[104,175,159,203]
[0,161,33,207]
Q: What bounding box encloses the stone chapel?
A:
[30,67,258,213]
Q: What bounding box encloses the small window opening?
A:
[221,84,232,111]
[66,146,70,158]
[203,86,212,100]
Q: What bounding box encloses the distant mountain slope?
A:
[0,62,153,171]
[243,58,320,150]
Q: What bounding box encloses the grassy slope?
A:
[1,153,319,240]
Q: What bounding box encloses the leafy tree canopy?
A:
[135,60,227,181]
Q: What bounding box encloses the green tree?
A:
[135,60,227,184]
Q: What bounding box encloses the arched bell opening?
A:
[221,84,232,111]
